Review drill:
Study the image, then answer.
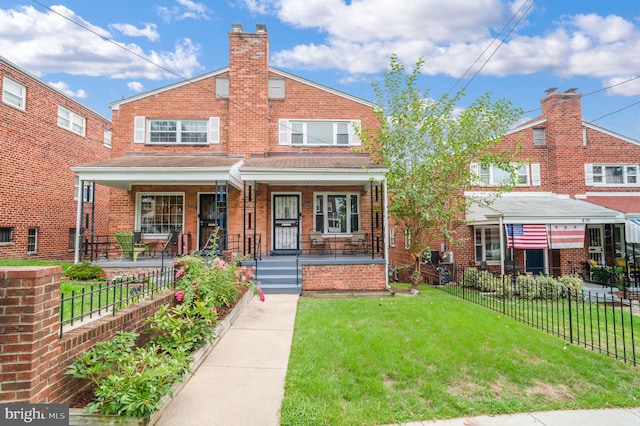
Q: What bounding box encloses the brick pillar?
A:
[0,267,61,403]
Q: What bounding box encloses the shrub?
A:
[558,273,585,296]
[462,268,480,288]
[65,261,106,281]
[146,303,217,354]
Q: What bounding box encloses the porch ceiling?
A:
[239,154,386,184]
[467,193,625,225]
[72,154,244,190]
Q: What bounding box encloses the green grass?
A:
[280,287,640,426]
[0,259,73,275]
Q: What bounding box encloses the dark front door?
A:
[526,249,545,275]
[273,195,300,253]
[199,192,227,251]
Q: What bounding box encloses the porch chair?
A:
[161,230,179,257]
[343,231,368,254]
[309,231,328,254]
[115,231,146,262]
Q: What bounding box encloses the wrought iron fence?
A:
[437,269,640,366]
[59,267,174,337]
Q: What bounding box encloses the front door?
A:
[588,226,604,264]
[273,194,300,253]
[199,192,227,252]
[525,249,545,275]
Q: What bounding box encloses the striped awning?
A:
[626,219,640,244]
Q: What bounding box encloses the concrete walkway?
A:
[154,294,299,426]
[154,292,640,426]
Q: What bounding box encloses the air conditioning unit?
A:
[441,251,454,264]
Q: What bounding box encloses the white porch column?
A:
[73,179,83,264]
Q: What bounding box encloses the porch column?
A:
[383,179,389,288]
[73,179,83,264]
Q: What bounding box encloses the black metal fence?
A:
[59,267,174,337]
[437,268,640,366]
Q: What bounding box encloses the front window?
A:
[137,193,184,236]
[314,193,359,234]
[280,120,360,146]
[57,105,86,136]
[2,76,26,110]
[479,164,528,185]
[591,164,638,186]
[475,227,501,262]
[149,119,208,144]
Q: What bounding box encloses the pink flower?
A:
[231,252,237,259]
[259,288,265,302]
[175,268,185,279]
[175,291,186,302]
[211,306,217,314]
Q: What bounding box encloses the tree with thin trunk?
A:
[361,55,523,291]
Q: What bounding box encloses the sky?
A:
[1,0,640,140]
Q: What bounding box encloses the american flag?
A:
[548,224,585,249]
[505,224,548,249]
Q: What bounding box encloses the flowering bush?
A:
[172,251,263,320]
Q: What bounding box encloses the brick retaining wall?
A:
[302,263,386,292]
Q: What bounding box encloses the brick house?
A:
[73,24,388,292]
[391,88,639,282]
[0,57,111,260]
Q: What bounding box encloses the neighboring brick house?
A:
[73,24,388,292]
[0,57,111,260]
[391,88,639,281]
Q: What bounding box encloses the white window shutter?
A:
[470,163,483,185]
[584,164,594,185]
[134,116,145,144]
[350,120,361,146]
[531,163,541,186]
[208,117,220,144]
[279,119,290,145]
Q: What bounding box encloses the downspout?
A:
[499,217,505,276]
[383,179,390,289]
[73,179,83,264]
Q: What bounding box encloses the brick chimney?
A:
[227,24,270,156]
[540,88,585,195]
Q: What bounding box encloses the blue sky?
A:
[2,1,640,140]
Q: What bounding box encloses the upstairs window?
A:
[533,128,546,145]
[215,77,229,98]
[586,164,638,186]
[2,76,26,110]
[473,163,537,186]
[58,105,86,136]
[268,78,285,99]
[134,116,220,144]
[279,120,361,146]
[104,129,112,148]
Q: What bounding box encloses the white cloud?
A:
[604,76,640,97]
[110,23,160,41]
[48,80,88,99]
[268,0,640,93]
[157,0,210,22]
[0,5,203,80]
[127,81,145,92]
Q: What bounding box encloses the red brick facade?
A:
[0,59,111,260]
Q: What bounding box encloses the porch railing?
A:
[59,267,174,337]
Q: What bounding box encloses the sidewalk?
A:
[154,293,299,426]
[154,293,639,426]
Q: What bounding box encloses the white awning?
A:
[626,219,640,244]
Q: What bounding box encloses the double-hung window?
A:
[314,193,359,234]
[2,76,26,110]
[58,105,86,136]
[137,193,184,236]
[473,163,539,186]
[475,227,501,263]
[280,120,360,146]
[134,116,220,144]
[587,164,638,186]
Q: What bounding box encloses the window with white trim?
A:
[314,193,360,234]
[134,116,220,144]
[475,226,502,262]
[0,227,13,244]
[57,105,85,136]
[2,76,26,110]
[74,177,93,202]
[279,120,361,146]
[472,163,539,186]
[137,193,184,236]
[587,164,638,186]
[27,228,38,253]
[104,129,112,148]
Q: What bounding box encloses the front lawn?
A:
[280,287,640,426]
